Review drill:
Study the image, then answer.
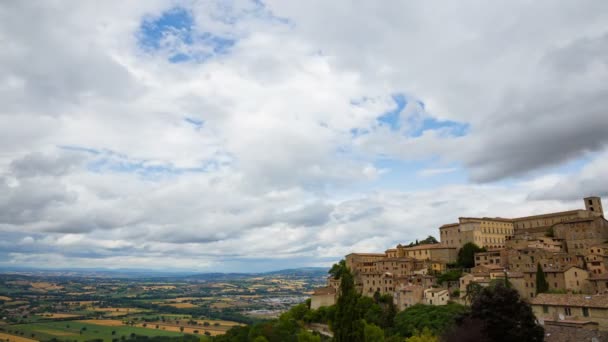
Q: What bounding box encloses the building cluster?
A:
[312,196,608,337]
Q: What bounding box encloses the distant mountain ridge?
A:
[184,267,329,280]
[0,266,329,279]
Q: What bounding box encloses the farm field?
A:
[0,332,38,342]
[9,321,192,342]
[0,268,327,339]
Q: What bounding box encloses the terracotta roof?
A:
[506,271,524,278]
[402,244,456,251]
[425,288,449,293]
[346,253,386,257]
[400,285,423,291]
[312,287,336,296]
[521,265,584,274]
[531,294,608,308]
[458,217,513,223]
[558,217,596,224]
[383,257,413,262]
[480,264,504,270]
[543,319,597,326]
[588,274,608,281]
[512,209,586,221]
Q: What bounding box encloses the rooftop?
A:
[401,244,456,251]
[346,253,386,257]
[531,293,608,308]
[312,287,336,296]
[512,209,586,222]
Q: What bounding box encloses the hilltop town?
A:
[312,196,608,340]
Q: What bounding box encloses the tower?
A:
[584,196,604,217]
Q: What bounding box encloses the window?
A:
[564,307,571,316]
[583,307,589,317]
[543,306,548,313]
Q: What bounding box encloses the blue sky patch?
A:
[58,145,100,155]
[184,117,204,129]
[139,7,194,50]
[138,6,236,63]
[410,118,469,138]
[377,94,407,131]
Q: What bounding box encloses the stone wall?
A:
[543,321,608,342]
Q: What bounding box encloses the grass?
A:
[0,332,38,342]
[8,321,195,342]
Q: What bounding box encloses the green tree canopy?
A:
[333,267,365,342]
[296,330,320,342]
[419,236,439,244]
[437,269,462,284]
[364,322,385,342]
[457,243,486,268]
[393,303,468,337]
[535,263,549,294]
[329,259,347,280]
[405,327,439,342]
[445,283,544,342]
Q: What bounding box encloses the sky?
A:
[1,1,608,272]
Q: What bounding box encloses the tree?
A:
[364,322,384,342]
[252,336,269,342]
[333,267,364,342]
[457,243,486,268]
[329,260,347,280]
[405,328,438,342]
[179,327,184,333]
[535,263,549,294]
[437,269,462,285]
[419,236,439,244]
[394,304,467,337]
[463,282,483,305]
[297,330,321,342]
[446,283,544,342]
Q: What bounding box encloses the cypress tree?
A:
[334,267,364,342]
[535,263,549,294]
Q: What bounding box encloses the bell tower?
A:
[584,196,604,217]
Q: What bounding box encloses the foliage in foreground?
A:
[393,303,467,338]
[444,283,544,342]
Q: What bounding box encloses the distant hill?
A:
[184,267,329,281]
[0,266,329,280]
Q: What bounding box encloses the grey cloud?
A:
[278,202,334,227]
[463,32,608,182]
[0,2,141,115]
[9,151,86,178]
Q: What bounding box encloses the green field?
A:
[7,321,211,342]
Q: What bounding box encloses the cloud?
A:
[0,1,607,271]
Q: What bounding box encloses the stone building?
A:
[553,216,608,255]
[396,244,457,264]
[521,266,590,299]
[423,288,450,306]
[345,253,388,274]
[531,293,608,330]
[439,217,514,249]
[513,196,603,238]
[394,284,424,310]
[504,248,580,273]
[474,250,505,267]
[588,274,608,294]
[310,286,336,309]
[505,236,566,252]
